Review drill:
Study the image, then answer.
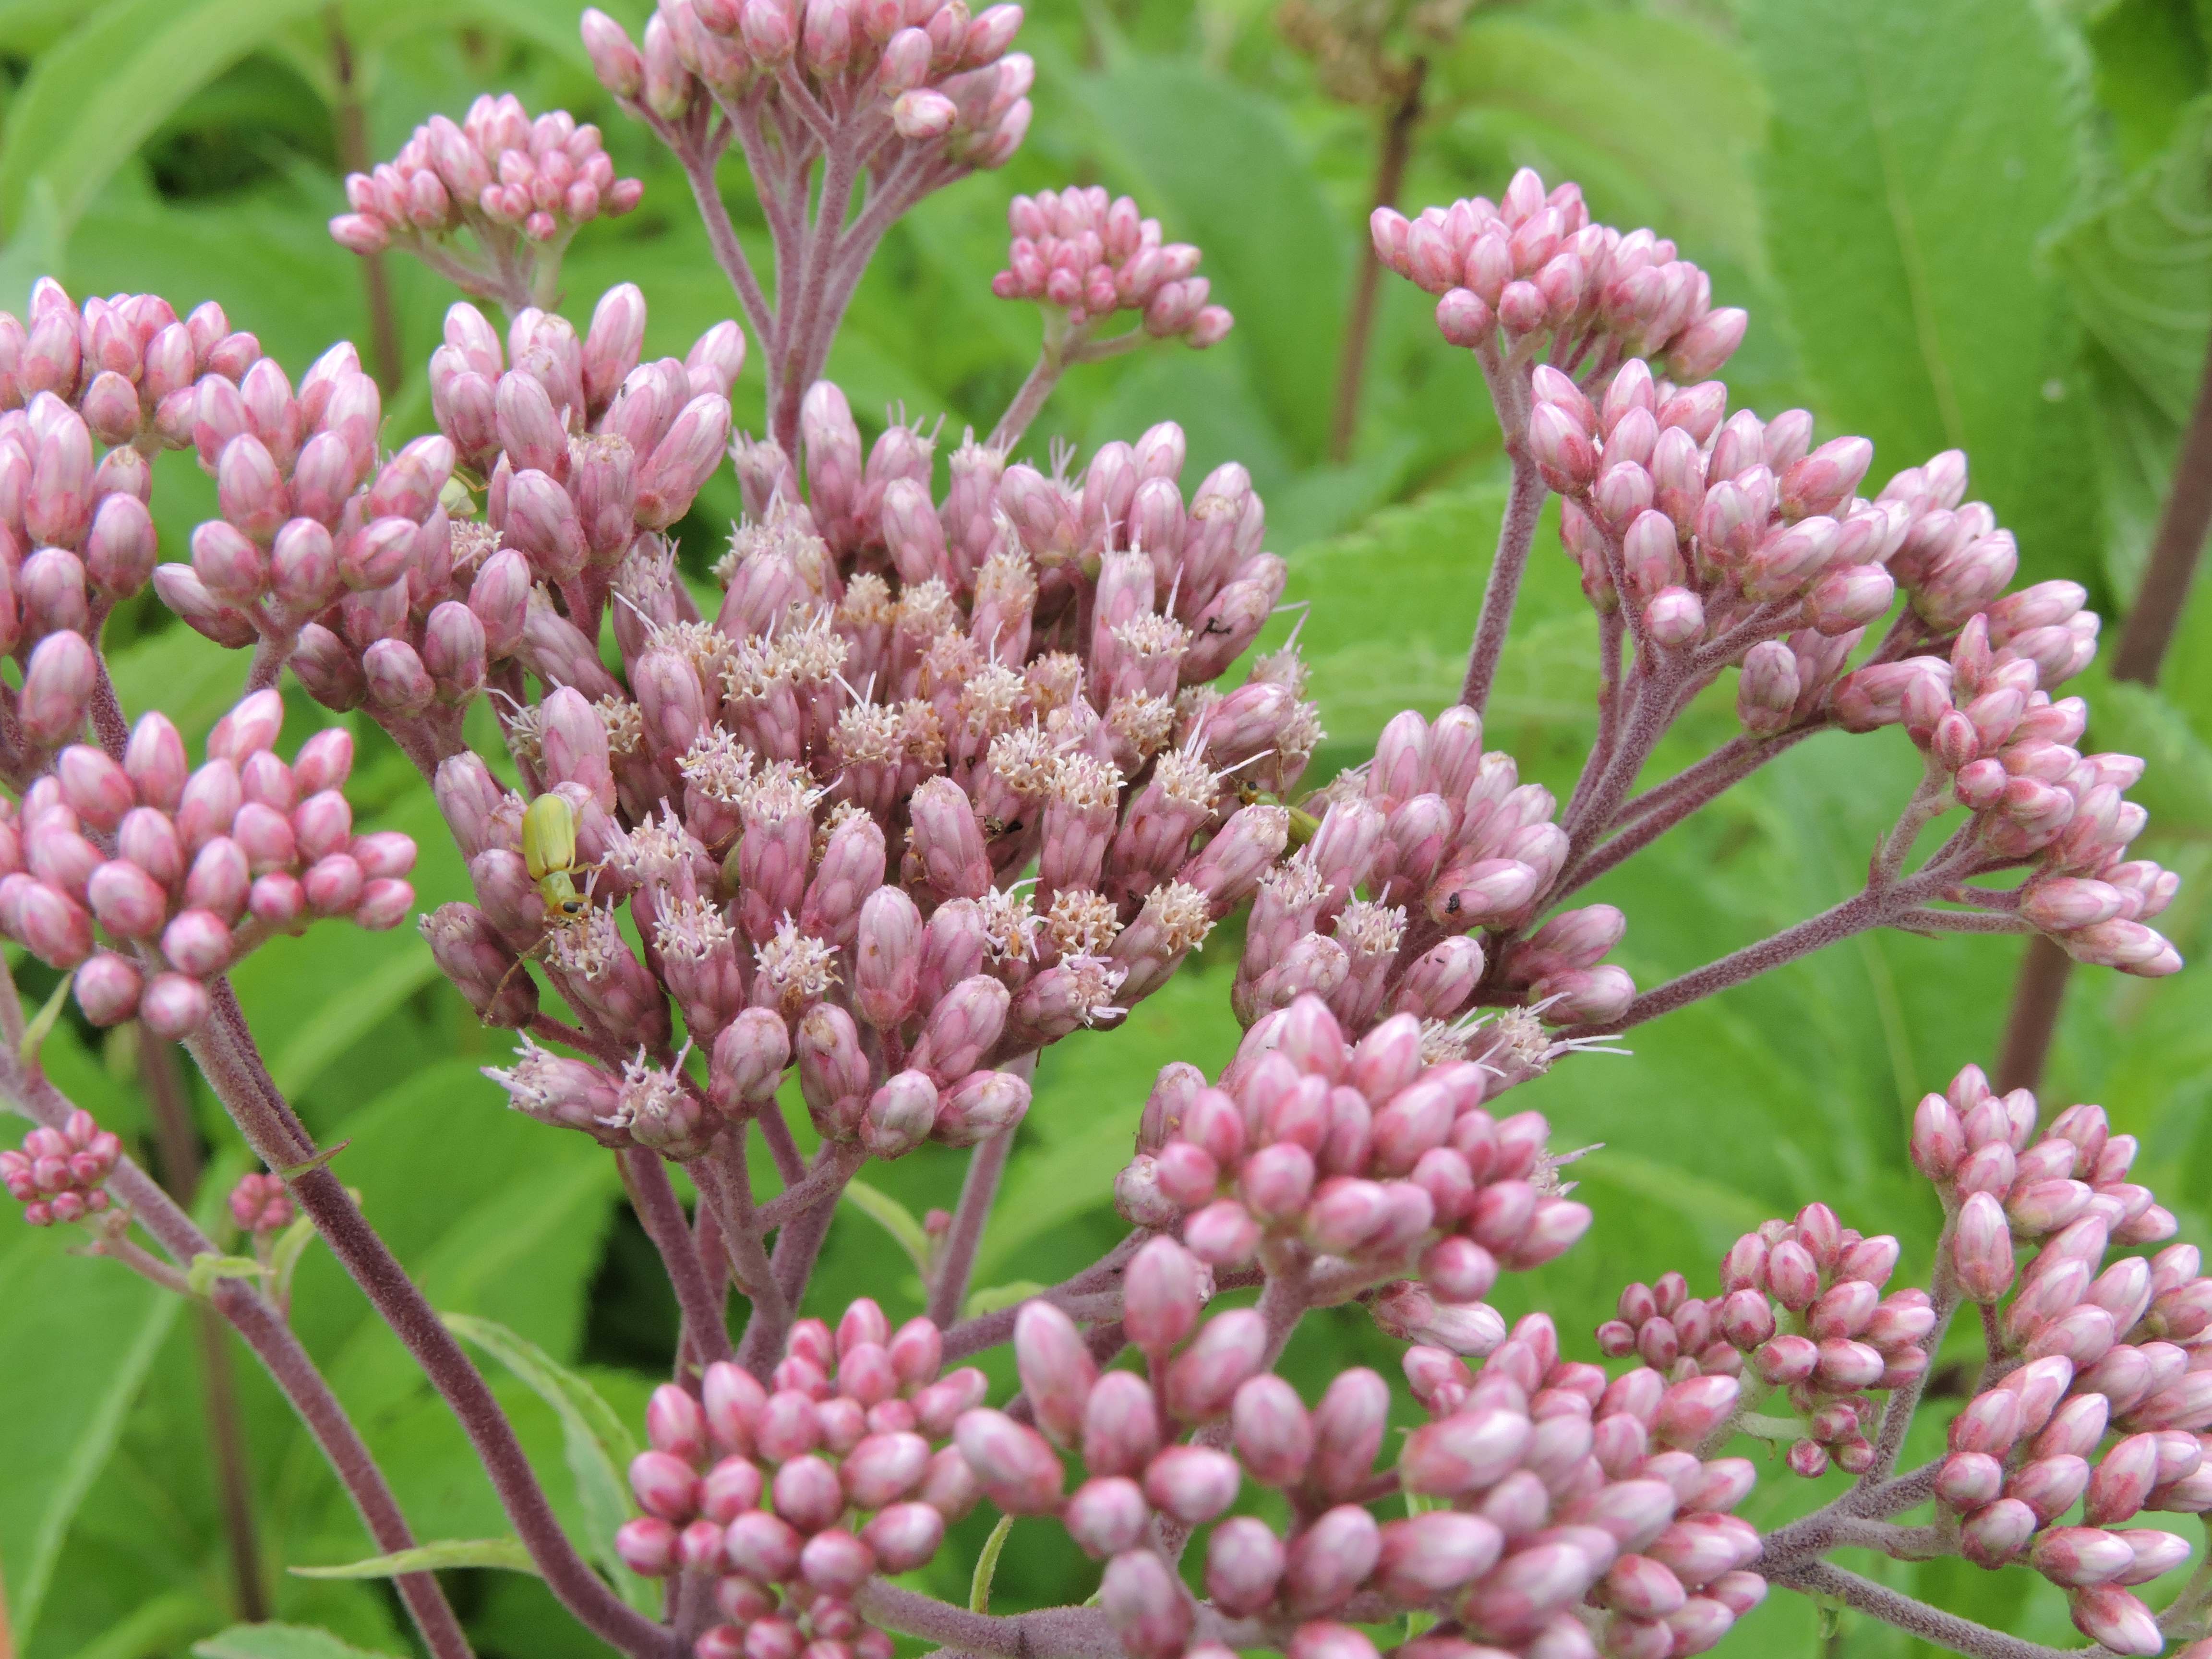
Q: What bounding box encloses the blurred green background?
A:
[4,0,2212,1654]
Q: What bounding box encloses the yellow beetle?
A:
[522,792,595,925]
[486,794,601,1013]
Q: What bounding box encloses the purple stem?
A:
[673,135,776,352]
[0,1058,472,1659]
[854,1583,1122,1658]
[620,1146,731,1375]
[1557,727,1821,899]
[1459,457,1548,714]
[939,1230,1147,1360]
[1773,1562,2098,1659]
[924,1121,1015,1330]
[734,1176,842,1379]
[183,988,670,1658]
[1587,868,1953,1034]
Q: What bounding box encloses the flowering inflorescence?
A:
[1601,1062,2212,1657]
[3,11,2197,1659]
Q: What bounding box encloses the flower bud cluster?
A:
[155,338,450,656]
[991,187,1232,345]
[1116,995,1591,1337]
[1600,1204,1929,1479]
[0,691,414,1038]
[1374,170,1747,385]
[999,1274,1765,1659]
[228,1170,294,1236]
[2,1108,120,1226]
[614,1298,975,1659]
[583,0,1031,170]
[1833,615,2178,976]
[0,277,264,455]
[1913,1071,2209,1654]
[329,95,644,273]
[1325,703,1632,1029]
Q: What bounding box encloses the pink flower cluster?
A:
[2,1108,120,1226]
[160,287,737,757]
[0,690,414,1039]
[228,1170,295,1236]
[1374,170,1747,385]
[1600,1209,1933,1479]
[0,278,263,452]
[330,95,644,259]
[585,0,1031,167]
[992,187,1232,345]
[1318,702,1634,1029]
[1915,1073,2209,1655]
[1117,996,1591,1345]
[614,1298,979,1659]
[430,384,1302,1139]
[1832,613,2178,976]
[979,1255,1765,1659]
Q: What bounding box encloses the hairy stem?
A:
[1593,869,1956,1033]
[1328,61,1425,463]
[0,1055,471,1659]
[1774,1562,2096,1659]
[186,987,669,1658]
[854,1582,1122,1659]
[140,1034,269,1622]
[926,1117,1019,1330]
[940,1230,1147,1361]
[1460,455,1548,714]
[621,1146,731,1376]
[1558,726,1823,899]
[673,133,777,357]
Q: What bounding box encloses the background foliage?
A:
[2,0,2211,1655]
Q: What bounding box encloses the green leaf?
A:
[1079,59,1350,465]
[0,1225,184,1647]
[1744,0,2101,586]
[2050,96,2212,595]
[2074,670,2212,837]
[839,1178,932,1279]
[1439,11,1768,277]
[968,1513,1013,1615]
[289,1538,538,1578]
[18,964,72,1065]
[62,1590,220,1659]
[0,0,332,236]
[184,1252,268,1297]
[0,177,60,308]
[192,1623,403,1659]
[442,1311,656,1616]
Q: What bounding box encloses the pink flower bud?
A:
[19,629,95,746]
[953,1408,1063,1514]
[73,951,144,1025]
[1014,1298,1096,1447]
[1121,1235,1202,1355]
[2070,1585,2162,1655]
[1101,1548,1194,1659]
[1953,1190,2017,1302]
